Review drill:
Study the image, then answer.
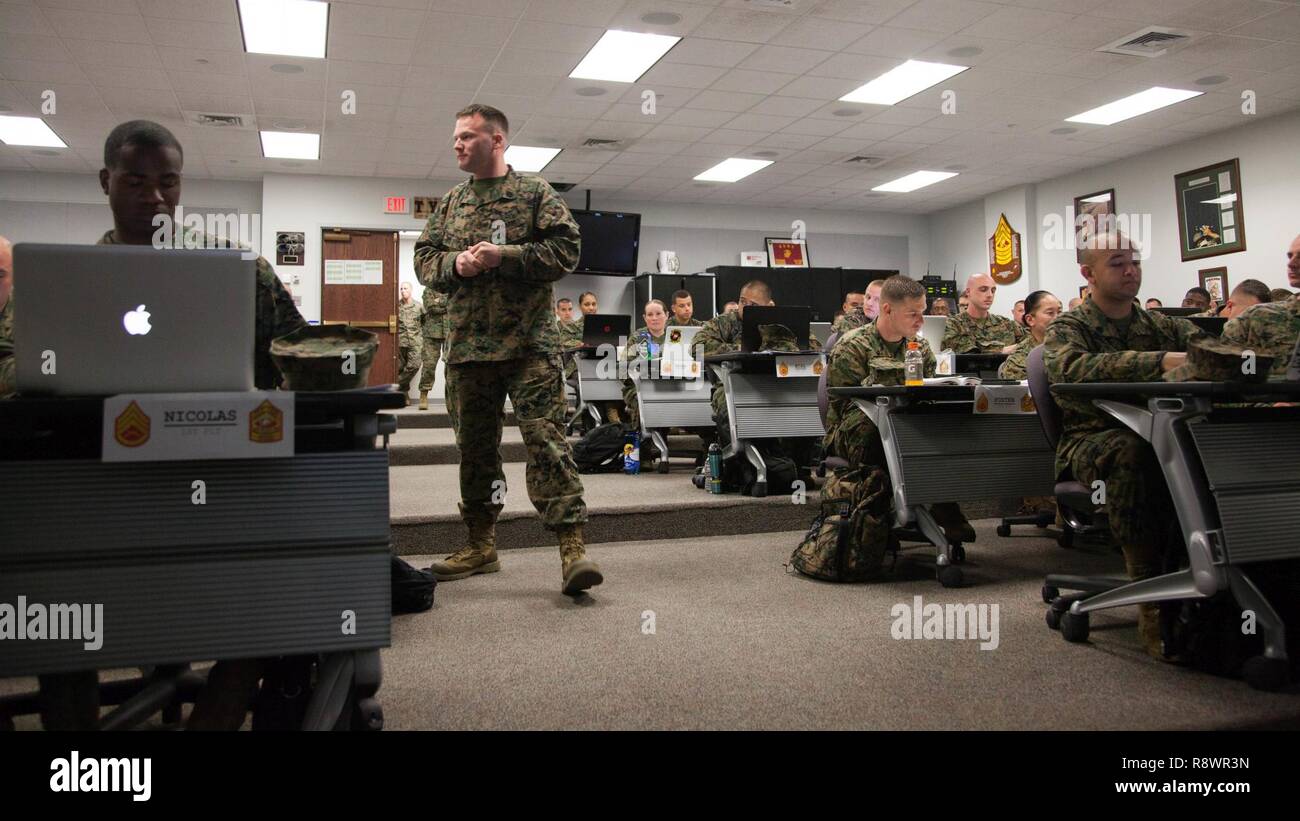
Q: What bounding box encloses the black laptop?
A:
[581,313,631,349]
[1151,306,1204,317]
[741,306,813,352]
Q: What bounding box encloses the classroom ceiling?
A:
[1,0,1298,213]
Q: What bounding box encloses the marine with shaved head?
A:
[1042,233,1202,662]
[940,272,1026,353]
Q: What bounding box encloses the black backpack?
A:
[392,556,436,614]
[573,422,628,473]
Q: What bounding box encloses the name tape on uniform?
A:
[103,392,295,462]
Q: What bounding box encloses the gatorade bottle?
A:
[707,443,723,494]
[905,341,924,386]
[624,430,641,475]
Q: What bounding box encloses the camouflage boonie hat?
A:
[758,323,800,353]
[1163,337,1274,383]
[270,325,379,391]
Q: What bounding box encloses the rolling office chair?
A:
[1023,345,1122,627]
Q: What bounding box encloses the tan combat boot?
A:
[418,390,429,411]
[558,525,603,595]
[429,520,500,581]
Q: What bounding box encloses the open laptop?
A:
[809,321,832,345]
[919,316,948,347]
[581,313,631,349]
[14,243,256,396]
[741,306,813,352]
[1187,315,1227,336]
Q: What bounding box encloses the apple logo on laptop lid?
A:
[123,304,152,335]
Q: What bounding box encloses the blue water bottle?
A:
[624,430,640,475]
[708,443,722,494]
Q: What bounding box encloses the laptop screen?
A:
[582,313,631,348]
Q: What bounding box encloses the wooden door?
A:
[320,228,399,386]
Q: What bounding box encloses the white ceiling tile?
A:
[811,0,917,25]
[327,60,409,87]
[532,96,612,120]
[402,68,484,92]
[724,111,797,131]
[643,123,715,141]
[136,0,236,23]
[661,37,760,70]
[775,75,864,100]
[487,48,581,77]
[41,9,154,43]
[574,120,657,140]
[153,47,247,76]
[710,68,798,93]
[503,21,605,54]
[329,81,403,108]
[698,127,764,144]
[842,25,945,59]
[600,101,673,123]
[480,72,560,98]
[756,132,822,149]
[639,62,730,89]
[145,17,243,49]
[1222,41,1300,72]
[427,0,527,17]
[689,7,797,43]
[96,87,181,120]
[0,58,87,83]
[524,0,624,26]
[62,39,167,70]
[1035,15,1145,50]
[747,95,825,117]
[176,92,255,116]
[255,98,327,119]
[473,93,543,118]
[833,120,910,140]
[864,106,939,126]
[780,117,852,136]
[0,3,55,36]
[738,45,836,75]
[329,3,428,39]
[664,107,736,127]
[683,88,765,112]
[884,0,1002,34]
[418,12,516,47]
[0,31,72,63]
[167,70,250,96]
[959,6,1075,39]
[1085,0,1224,24]
[328,34,416,65]
[807,52,899,80]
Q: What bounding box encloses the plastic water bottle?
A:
[905,341,924,386]
[624,430,640,475]
[708,443,722,494]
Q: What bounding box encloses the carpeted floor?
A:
[385,521,1300,730]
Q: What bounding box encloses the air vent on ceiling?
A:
[1098,27,1191,58]
[582,138,623,149]
[185,112,250,129]
[845,155,886,166]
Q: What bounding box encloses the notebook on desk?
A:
[740,305,813,352]
[13,243,256,396]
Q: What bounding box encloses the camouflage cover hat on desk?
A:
[758,323,801,353]
[271,325,379,390]
[1163,337,1274,383]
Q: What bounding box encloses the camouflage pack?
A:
[789,466,895,582]
[270,325,378,391]
[758,323,800,353]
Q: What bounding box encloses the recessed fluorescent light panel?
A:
[569,30,681,83]
[872,170,958,193]
[505,145,562,172]
[0,115,66,147]
[260,131,320,160]
[1066,86,1202,125]
[693,158,773,183]
[839,60,969,105]
[239,0,329,59]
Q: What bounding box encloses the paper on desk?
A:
[973,383,1036,415]
[102,392,295,462]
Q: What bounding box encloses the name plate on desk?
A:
[659,356,701,378]
[775,354,824,378]
[973,384,1036,415]
[102,392,296,462]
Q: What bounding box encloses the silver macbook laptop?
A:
[14,243,256,395]
[918,315,948,347]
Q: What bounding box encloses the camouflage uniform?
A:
[941,310,1026,353]
[556,316,583,380]
[397,298,422,394]
[831,308,867,335]
[667,316,703,327]
[413,168,586,530]
[997,335,1041,380]
[418,288,448,392]
[1220,295,1299,378]
[1042,300,1201,582]
[621,326,665,430]
[0,296,13,399]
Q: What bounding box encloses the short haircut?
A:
[1230,278,1271,304]
[1185,286,1212,301]
[1080,233,1137,270]
[740,279,772,303]
[844,291,864,301]
[556,297,572,307]
[880,274,925,305]
[865,279,883,293]
[1146,298,1163,307]
[965,272,994,292]
[104,120,183,170]
[670,289,692,304]
[1014,299,1025,308]
[455,103,509,135]
[645,298,666,314]
[1270,288,1295,302]
[579,291,597,303]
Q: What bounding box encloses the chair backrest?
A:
[1288,330,1300,381]
[1026,344,1062,449]
[817,330,841,426]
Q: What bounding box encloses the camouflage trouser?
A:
[446,355,587,530]
[1064,429,1181,580]
[398,342,421,393]
[418,332,444,391]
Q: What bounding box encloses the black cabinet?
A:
[634,273,717,320]
[707,266,898,321]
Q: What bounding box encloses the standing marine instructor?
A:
[414,104,602,596]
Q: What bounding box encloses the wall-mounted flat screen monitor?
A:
[572,209,641,276]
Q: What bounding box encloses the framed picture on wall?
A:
[1198,267,1228,305]
[1175,158,1246,262]
[766,237,809,268]
[1073,188,1116,263]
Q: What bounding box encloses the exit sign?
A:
[384,196,410,215]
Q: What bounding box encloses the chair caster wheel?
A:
[1045,607,1062,630]
[354,697,384,731]
[1057,529,1074,548]
[751,481,768,498]
[1243,656,1288,692]
[656,460,670,474]
[996,523,1011,538]
[938,564,963,588]
[950,544,966,564]
[1041,584,1059,604]
[1060,610,1089,643]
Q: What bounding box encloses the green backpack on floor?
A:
[789,466,894,582]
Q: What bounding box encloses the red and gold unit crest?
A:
[114,400,151,447]
[248,399,284,444]
[812,360,824,375]
[777,362,790,377]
